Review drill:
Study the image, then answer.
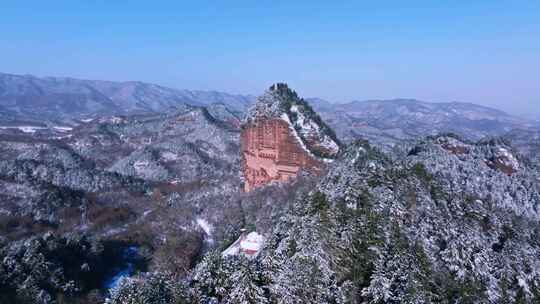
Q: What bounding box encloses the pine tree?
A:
[223,259,268,304]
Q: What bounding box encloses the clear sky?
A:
[1,1,538,118]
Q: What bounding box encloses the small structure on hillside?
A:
[222,231,265,259]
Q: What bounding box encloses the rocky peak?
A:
[244,83,340,158]
[241,84,340,192]
[433,134,472,155]
[269,82,291,93]
[410,134,522,176]
[479,138,520,176]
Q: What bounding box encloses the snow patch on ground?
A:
[161,151,179,161]
[53,134,73,140]
[170,179,182,185]
[351,147,366,164]
[99,116,125,124]
[53,126,73,132]
[0,126,47,133]
[133,161,149,171]
[197,218,214,244]
[196,218,213,236]
[0,125,73,134]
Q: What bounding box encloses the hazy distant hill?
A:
[314,98,534,150]
[0,72,254,122]
[504,128,540,165]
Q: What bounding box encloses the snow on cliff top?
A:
[244,83,340,158]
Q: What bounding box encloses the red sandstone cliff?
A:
[241,118,323,191]
[241,84,339,192]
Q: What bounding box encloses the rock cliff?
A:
[241,83,339,192]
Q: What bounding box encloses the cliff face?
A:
[241,84,339,192]
[241,118,322,191]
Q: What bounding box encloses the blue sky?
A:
[0,1,538,117]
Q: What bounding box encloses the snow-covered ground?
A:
[53,126,73,132]
[133,161,150,171]
[196,218,213,236]
[196,218,214,244]
[0,125,74,134]
[161,151,179,161]
[0,126,47,133]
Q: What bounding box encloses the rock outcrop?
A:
[241,83,339,192]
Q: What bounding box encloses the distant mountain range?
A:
[0,72,254,123]
[504,128,540,165]
[1,72,536,149]
[309,98,536,150]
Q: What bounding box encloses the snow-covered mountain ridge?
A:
[312,98,535,151]
[0,72,253,123]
